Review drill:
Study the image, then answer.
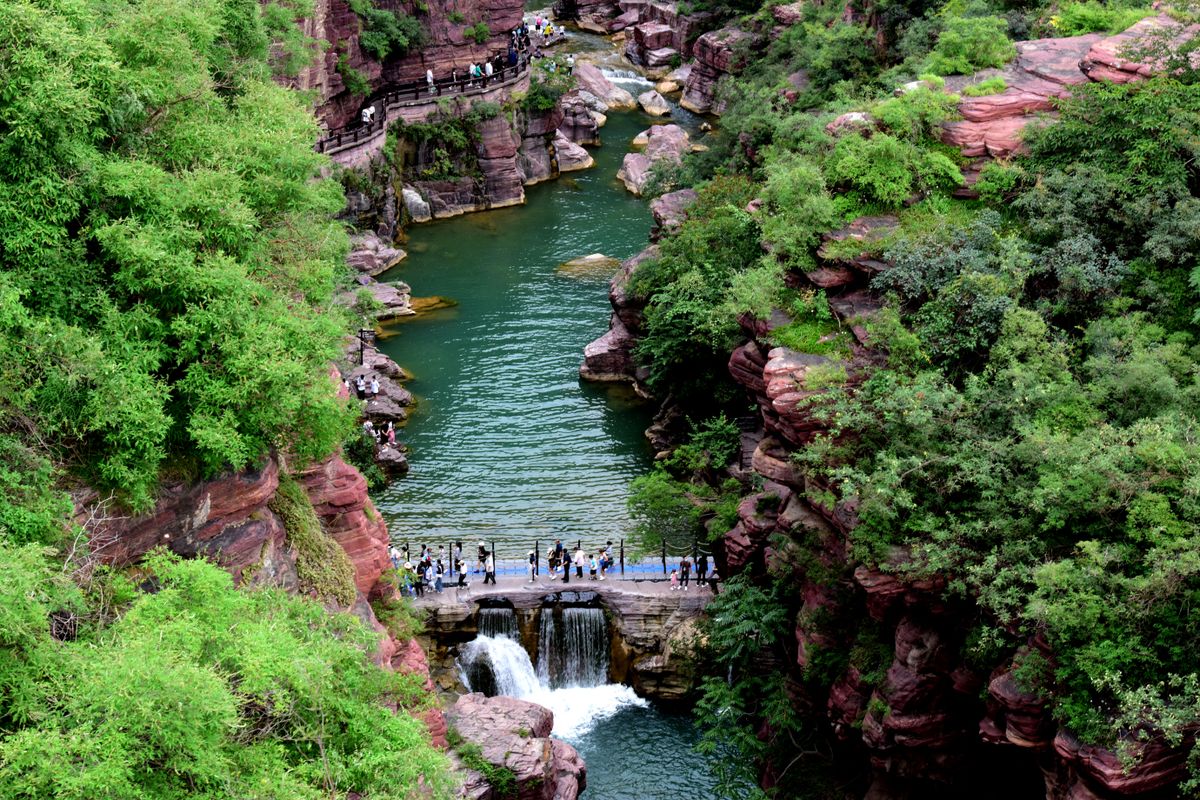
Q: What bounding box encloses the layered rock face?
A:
[74,449,447,745]
[448,694,587,800]
[939,17,1185,169]
[579,245,657,391]
[680,28,755,113]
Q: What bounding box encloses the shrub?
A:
[825,132,963,207]
[962,76,1007,96]
[349,0,424,60]
[269,473,358,605]
[1051,1,1153,36]
[448,10,464,22]
[464,21,490,44]
[923,16,1016,75]
[338,54,371,96]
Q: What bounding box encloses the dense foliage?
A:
[0,0,356,514]
[623,0,1200,793]
[0,549,452,799]
[0,1,451,796]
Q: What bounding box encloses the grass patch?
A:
[962,76,1007,97]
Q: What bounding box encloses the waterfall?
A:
[457,608,643,739]
[600,66,653,90]
[478,607,519,639]
[459,636,542,698]
[536,607,556,685]
[560,608,610,687]
[536,607,609,688]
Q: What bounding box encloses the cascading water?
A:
[478,607,519,639]
[458,606,644,739]
[536,608,556,685]
[459,635,543,698]
[536,606,608,687]
[558,607,609,687]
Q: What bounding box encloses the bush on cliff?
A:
[0,548,453,799]
[0,0,355,511]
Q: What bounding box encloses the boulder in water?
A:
[574,62,637,110]
[558,253,621,278]
[638,90,671,117]
[448,693,587,800]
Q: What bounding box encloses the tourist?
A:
[386,421,396,446]
[451,67,458,86]
[424,561,434,593]
[435,560,444,593]
[426,68,435,95]
[484,60,493,81]
[565,53,574,75]
[669,569,679,590]
[437,544,445,565]
[484,551,496,585]
[454,541,463,572]
[573,547,585,578]
[413,563,424,597]
[389,545,401,569]
[362,419,375,440]
[457,559,468,587]
[477,541,487,573]
[528,550,537,582]
[680,555,692,590]
[532,46,543,60]
[547,545,558,576]
[355,374,366,398]
[697,553,708,584]
[370,375,380,397]
[589,553,598,580]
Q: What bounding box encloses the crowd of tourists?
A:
[668,554,719,593]
[534,539,615,583]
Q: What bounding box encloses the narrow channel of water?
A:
[376,108,660,553]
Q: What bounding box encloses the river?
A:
[374,56,720,799]
[375,100,659,555]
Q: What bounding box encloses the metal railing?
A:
[390,536,716,582]
[316,60,531,155]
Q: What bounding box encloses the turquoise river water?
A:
[375,74,721,798]
[376,108,659,556]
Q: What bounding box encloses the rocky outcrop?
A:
[1080,14,1199,83]
[296,454,392,597]
[554,133,595,172]
[447,694,586,800]
[517,105,568,186]
[680,28,756,114]
[617,124,690,195]
[809,214,899,289]
[638,89,671,116]
[573,62,638,109]
[941,35,1102,159]
[348,231,407,276]
[649,187,696,239]
[347,273,415,319]
[579,245,657,391]
[558,91,602,145]
[74,457,295,587]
